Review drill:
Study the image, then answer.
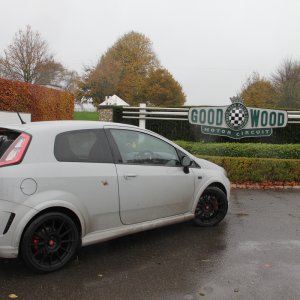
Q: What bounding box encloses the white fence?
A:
[287,111,300,124]
[74,103,97,112]
[123,104,189,129]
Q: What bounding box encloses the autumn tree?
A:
[0,25,76,90]
[80,31,186,106]
[271,58,300,109]
[79,55,122,103]
[142,68,185,106]
[240,72,278,108]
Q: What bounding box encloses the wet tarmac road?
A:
[1,190,300,300]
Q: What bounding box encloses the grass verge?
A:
[73,112,99,121]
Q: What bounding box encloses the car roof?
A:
[0,120,194,159]
[1,120,138,133]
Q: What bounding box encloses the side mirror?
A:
[181,156,192,174]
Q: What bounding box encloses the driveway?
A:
[1,190,300,299]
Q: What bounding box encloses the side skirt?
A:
[82,213,194,247]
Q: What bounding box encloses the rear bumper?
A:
[0,199,34,259]
[0,246,18,258]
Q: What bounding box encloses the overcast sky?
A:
[1,0,300,105]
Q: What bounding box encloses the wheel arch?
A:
[207,182,227,196]
[18,206,83,256]
[193,184,229,227]
[192,179,230,213]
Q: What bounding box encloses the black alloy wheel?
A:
[194,186,228,227]
[20,212,79,273]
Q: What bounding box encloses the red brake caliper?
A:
[32,236,39,252]
[212,198,219,211]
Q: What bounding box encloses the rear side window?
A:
[54,129,113,163]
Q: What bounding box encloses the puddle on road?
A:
[239,240,300,251]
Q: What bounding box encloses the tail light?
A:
[0,133,31,167]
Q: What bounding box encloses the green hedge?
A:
[198,155,300,182]
[175,141,300,159]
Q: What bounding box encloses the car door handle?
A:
[124,173,137,180]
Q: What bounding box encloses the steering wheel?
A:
[135,150,154,160]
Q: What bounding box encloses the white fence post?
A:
[139,103,146,129]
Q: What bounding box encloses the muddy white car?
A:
[0,121,230,272]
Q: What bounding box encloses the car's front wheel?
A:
[20,212,79,273]
[194,186,228,227]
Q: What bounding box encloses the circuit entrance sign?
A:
[188,100,288,139]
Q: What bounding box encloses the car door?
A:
[107,128,195,225]
[53,129,120,232]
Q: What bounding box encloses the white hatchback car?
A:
[0,121,230,272]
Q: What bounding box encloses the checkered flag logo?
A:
[225,103,249,130]
[229,108,245,127]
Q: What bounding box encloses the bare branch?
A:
[271,58,300,109]
[0,25,53,83]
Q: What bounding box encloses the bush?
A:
[0,78,74,121]
[175,141,300,159]
[198,155,300,182]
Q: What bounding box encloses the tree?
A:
[34,60,64,85]
[142,68,186,106]
[240,72,278,108]
[81,31,185,106]
[37,61,80,93]
[0,25,72,88]
[271,58,300,109]
[79,55,122,103]
[60,69,80,94]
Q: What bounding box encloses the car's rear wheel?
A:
[194,187,228,227]
[20,212,79,273]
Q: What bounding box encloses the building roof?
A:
[100,95,129,106]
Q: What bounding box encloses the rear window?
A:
[54,129,113,163]
[0,129,20,159]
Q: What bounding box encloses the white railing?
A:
[123,104,300,128]
[123,104,189,128]
[287,111,300,124]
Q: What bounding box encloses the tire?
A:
[20,212,79,273]
[194,187,228,227]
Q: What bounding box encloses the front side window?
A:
[110,129,180,166]
[54,129,112,163]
